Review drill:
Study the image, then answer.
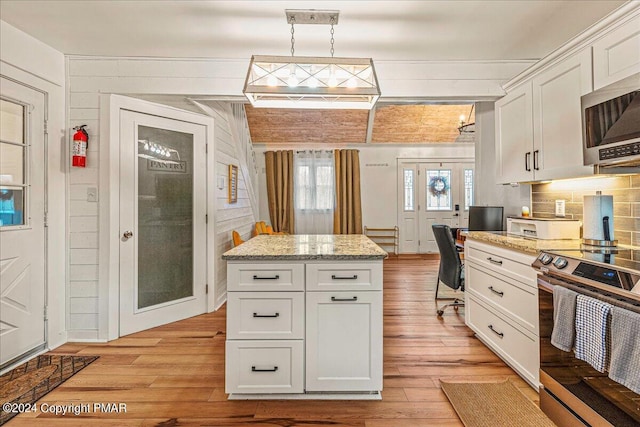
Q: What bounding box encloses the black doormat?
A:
[0,354,98,425]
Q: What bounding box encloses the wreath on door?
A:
[428,176,449,197]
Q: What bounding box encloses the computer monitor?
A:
[468,206,504,231]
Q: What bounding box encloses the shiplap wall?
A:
[66,58,258,340]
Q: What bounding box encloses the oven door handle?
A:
[537,276,555,294]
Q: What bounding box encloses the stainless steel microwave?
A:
[582,72,640,168]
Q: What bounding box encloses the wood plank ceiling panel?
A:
[245,105,369,144]
[371,105,475,143]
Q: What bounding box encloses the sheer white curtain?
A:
[294,150,335,234]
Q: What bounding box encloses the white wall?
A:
[0,20,67,350]
[474,102,531,219]
[254,144,475,234]
[67,58,259,340]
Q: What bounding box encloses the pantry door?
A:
[0,77,46,367]
[119,110,207,336]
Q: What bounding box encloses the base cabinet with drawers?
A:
[464,239,539,387]
[225,260,383,397]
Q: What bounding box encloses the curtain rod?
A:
[295,149,334,153]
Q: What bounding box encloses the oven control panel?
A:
[533,251,640,296]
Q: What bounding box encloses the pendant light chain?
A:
[329,16,335,57]
[290,17,296,56]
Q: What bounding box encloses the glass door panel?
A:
[0,99,26,227]
[137,125,194,309]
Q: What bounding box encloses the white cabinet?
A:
[593,13,640,90]
[496,82,534,183]
[305,291,383,392]
[464,239,539,388]
[226,259,383,397]
[531,49,594,181]
[496,50,593,184]
[226,340,304,394]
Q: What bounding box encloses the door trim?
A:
[99,94,215,341]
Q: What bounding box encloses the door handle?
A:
[487,257,503,266]
[123,230,133,239]
[533,150,539,170]
[525,152,531,171]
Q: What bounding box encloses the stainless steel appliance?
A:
[582,72,640,169]
[533,247,640,427]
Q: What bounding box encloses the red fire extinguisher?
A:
[72,125,89,167]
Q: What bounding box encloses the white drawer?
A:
[227,292,304,340]
[225,340,304,394]
[466,295,539,386]
[306,262,382,291]
[465,241,537,287]
[466,263,538,333]
[228,263,304,291]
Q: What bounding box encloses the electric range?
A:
[532,246,640,427]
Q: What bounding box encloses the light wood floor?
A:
[10,258,538,426]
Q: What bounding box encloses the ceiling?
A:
[0,1,628,62]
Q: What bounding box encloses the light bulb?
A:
[459,114,466,122]
[328,74,338,88]
[150,146,156,153]
[165,151,171,158]
[267,74,278,86]
[287,74,299,87]
[144,143,149,150]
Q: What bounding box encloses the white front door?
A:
[419,162,474,253]
[0,78,46,367]
[119,110,207,336]
[398,161,474,254]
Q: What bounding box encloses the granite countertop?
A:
[466,231,583,254]
[222,234,388,261]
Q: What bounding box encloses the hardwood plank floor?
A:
[9,258,537,426]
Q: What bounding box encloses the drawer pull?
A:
[252,312,280,318]
[331,296,358,302]
[488,324,504,338]
[331,274,358,280]
[252,275,280,280]
[251,366,278,372]
[486,257,503,266]
[488,286,504,297]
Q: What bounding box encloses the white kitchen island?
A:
[221,234,387,399]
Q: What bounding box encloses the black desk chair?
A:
[432,224,465,317]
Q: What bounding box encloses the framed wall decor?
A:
[228,164,238,203]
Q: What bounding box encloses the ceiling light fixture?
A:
[243,9,381,110]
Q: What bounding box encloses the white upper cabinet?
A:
[531,49,594,181]
[495,82,534,183]
[593,13,640,90]
[497,49,594,184]
[495,5,640,184]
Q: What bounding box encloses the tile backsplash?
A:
[531,175,640,246]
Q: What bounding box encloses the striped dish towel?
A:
[608,306,640,394]
[574,294,613,373]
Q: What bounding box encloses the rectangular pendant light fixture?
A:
[243,10,381,109]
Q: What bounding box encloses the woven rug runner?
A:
[0,354,98,425]
[441,380,556,427]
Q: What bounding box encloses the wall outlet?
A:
[555,199,565,217]
[87,187,98,202]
